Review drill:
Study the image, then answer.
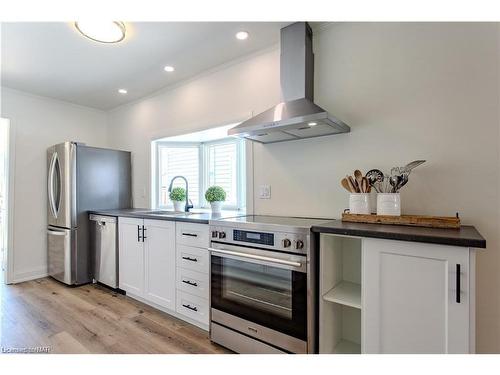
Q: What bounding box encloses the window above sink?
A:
[152,123,246,212]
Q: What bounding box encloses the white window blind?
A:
[155,134,245,210]
[206,141,238,208]
[158,145,199,207]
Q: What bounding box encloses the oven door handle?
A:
[208,248,302,268]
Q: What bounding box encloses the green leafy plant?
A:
[169,187,186,202]
[205,186,226,202]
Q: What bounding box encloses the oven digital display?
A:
[233,230,274,246]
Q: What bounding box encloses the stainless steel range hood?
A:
[229,22,350,144]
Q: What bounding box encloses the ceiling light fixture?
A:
[118,89,128,94]
[308,122,317,126]
[235,31,249,40]
[75,21,126,43]
[164,66,175,72]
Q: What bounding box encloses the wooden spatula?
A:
[341,178,352,192]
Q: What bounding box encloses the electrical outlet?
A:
[259,185,271,199]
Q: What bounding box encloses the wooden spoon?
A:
[354,170,363,192]
[347,175,358,193]
[361,177,368,193]
[341,178,352,193]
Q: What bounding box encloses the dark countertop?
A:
[311,220,486,248]
[88,208,246,224]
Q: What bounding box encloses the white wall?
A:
[0,88,108,283]
[107,47,280,208]
[106,23,500,353]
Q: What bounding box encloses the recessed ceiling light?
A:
[118,89,128,94]
[235,31,249,40]
[308,122,317,126]
[74,21,126,43]
[164,66,175,72]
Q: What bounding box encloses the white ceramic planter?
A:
[349,193,371,215]
[210,201,223,213]
[376,193,401,216]
[173,200,184,212]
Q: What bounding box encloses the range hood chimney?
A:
[229,22,350,144]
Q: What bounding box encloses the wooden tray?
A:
[341,213,461,229]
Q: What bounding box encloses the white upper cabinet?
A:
[362,238,471,354]
[144,219,176,310]
[118,217,144,296]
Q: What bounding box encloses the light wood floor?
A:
[0,277,231,354]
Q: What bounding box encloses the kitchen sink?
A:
[134,210,191,216]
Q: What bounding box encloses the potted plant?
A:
[169,187,186,212]
[205,186,226,213]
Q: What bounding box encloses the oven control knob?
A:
[295,240,304,250]
[282,239,291,248]
[211,230,219,238]
[218,231,226,239]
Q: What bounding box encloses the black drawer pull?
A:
[182,280,198,287]
[456,264,461,303]
[182,256,198,262]
[182,232,198,237]
[142,225,147,242]
[137,225,142,242]
[182,303,198,312]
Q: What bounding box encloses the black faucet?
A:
[168,176,193,212]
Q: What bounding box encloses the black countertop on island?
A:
[88,208,246,224]
[311,220,486,249]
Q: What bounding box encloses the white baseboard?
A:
[10,267,48,284]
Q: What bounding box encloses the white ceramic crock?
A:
[173,200,184,212]
[376,193,401,216]
[349,193,371,215]
[210,201,223,213]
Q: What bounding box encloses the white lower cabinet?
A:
[176,291,210,325]
[118,217,176,310]
[143,219,176,310]
[119,217,210,329]
[176,267,209,298]
[118,217,145,296]
[319,234,475,354]
[175,222,210,326]
[362,238,471,354]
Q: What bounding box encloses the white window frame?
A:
[154,137,245,211]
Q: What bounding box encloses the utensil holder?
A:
[349,193,371,215]
[376,193,401,216]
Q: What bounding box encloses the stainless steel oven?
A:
[209,215,326,354]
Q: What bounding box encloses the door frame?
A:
[1,118,15,284]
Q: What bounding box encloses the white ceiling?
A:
[1,22,290,110]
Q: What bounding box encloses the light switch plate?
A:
[259,185,271,199]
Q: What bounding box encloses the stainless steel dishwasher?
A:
[90,214,118,289]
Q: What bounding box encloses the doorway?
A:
[0,118,10,285]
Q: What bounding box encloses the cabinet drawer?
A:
[176,291,209,325]
[176,222,209,249]
[176,268,209,299]
[176,245,209,274]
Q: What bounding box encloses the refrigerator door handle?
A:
[48,151,58,218]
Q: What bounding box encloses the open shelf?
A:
[319,234,362,354]
[323,281,361,309]
[333,339,361,354]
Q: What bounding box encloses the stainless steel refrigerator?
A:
[47,142,131,285]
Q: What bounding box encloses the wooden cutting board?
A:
[342,213,461,229]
